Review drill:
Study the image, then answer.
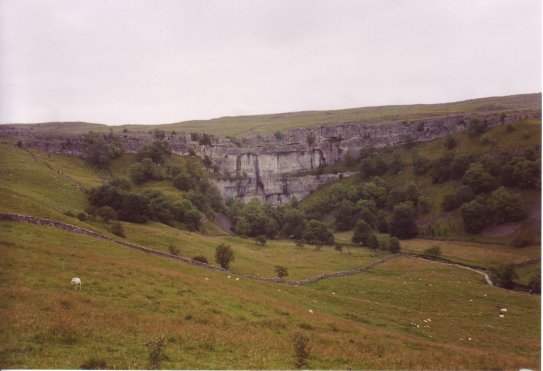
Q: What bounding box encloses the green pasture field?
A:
[0,222,539,369]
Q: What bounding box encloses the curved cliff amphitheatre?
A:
[0,93,541,369]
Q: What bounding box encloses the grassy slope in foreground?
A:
[0,221,540,369]
[6,93,541,136]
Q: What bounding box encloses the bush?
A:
[98,206,118,223]
[109,222,126,238]
[462,163,497,194]
[192,255,208,264]
[389,201,417,239]
[422,245,441,258]
[136,140,171,164]
[529,274,540,293]
[293,332,311,369]
[255,235,267,245]
[351,220,372,246]
[215,243,234,269]
[461,199,491,233]
[444,135,457,149]
[467,119,488,137]
[488,264,518,289]
[83,131,122,168]
[77,212,88,221]
[168,245,180,256]
[488,187,527,224]
[63,210,75,217]
[511,234,533,248]
[388,237,401,253]
[184,209,203,231]
[303,220,335,246]
[418,196,431,215]
[274,265,289,278]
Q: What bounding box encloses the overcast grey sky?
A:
[0,0,541,125]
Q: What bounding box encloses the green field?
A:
[0,126,540,368]
[8,93,541,136]
[1,222,540,369]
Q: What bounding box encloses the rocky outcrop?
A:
[1,108,539,204]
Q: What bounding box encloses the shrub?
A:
[77,212,88,221]
[389,152,404,174]
[63,210,75,217]
[136,140,171,164]
[529,274,540,293]
[255,235,267,245]
[109,222,126,238]
[85,206,98,217]
[461,199,491,233]
[511,234,533,248]
[506,123,516,132]
[80,357,108,369]
[274,131,284,140]
[488,187,527,224]
[444,135,457,149]
[108,177,132,191]
[389,201,417,239]
[293,332,311,369]
[422,245,441,258]
[488,264,518,289]
[168,245,180,256]
[418,196,431,215]
[98,206,117,223]
[462,163,497,194]
[192,255,208,264]
[215,243,234,269]
[303,220,335,246]
[145,335,167,370]
[467,119,488,137]
[83,131,122,168]
[388,237,401,253]
[184,209,203,231]
[412,152,430,175]
[274,265,289,278]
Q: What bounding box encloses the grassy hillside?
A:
[5,93,541,137]
[301,118,541,245]
[1,221,539,369]
[0,134,540,368]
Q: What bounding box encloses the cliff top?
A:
[3,92,541,137]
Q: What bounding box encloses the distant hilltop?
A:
[2,92,540,137]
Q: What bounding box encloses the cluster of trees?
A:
[129,140,172,184]
[87,182,205,230]
[304,178,423,240]
[351,221,401,252]
[435,149,538,233]
[225,198,335,246]
[83,131,123,168]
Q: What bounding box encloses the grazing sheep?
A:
[308,309,314,314]
[500,308,507,313]
[71,277,81,290]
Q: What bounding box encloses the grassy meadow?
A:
[0,222,540,369]
[0,122,541,369]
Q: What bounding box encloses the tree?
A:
[109,222,126,238]
[83,131,122,168]
[98,206,118,223]
[136,140,171,164]
[388,237,401,253]
[529,274,541,294]
[467,119,488,137]
[488,264,518,289]
[460,199,491,233]
[215,243,234,269]
[184,209,203,231]
[389,152,404,174]
[172,169,196,191]
[281,207,306,239]
[488,187,527,224]
[389,201,418,239]
[351,220,373,246]
[303,220,335,246]
[422,245,441,258]
[462,163,497,194]
[334,200,358,231]
[255,235,267,245]
[234,216,251,236]
[118,193,150,223]
[88,185,124,209]
[412,152,430,175]
[274,265,289,278]
[443,135,457,150]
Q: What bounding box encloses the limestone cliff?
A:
[1,108,539,204]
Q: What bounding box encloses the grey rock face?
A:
[2,108,539,204]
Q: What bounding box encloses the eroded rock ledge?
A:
[1,108,539,204]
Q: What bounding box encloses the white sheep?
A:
[308,309,314,314]
[71,277,81,290]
